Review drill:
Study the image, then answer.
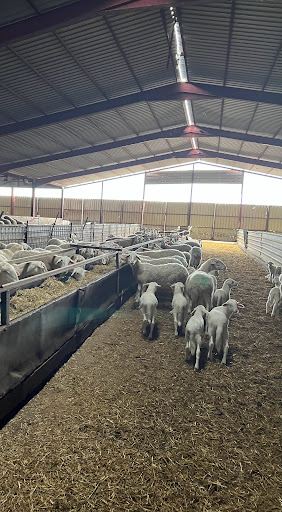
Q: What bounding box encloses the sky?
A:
[0,162,282,205]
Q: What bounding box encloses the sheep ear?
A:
[237,303,245,308]
[222,302,228,307]
[191,308,196,315]
[171,284,175,289]
[156,284,161,288]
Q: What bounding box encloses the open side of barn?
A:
[0,242,280,512]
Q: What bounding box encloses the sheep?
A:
[12,249,43,260]
[78,247,95,259]
[6,243,23,252]
[139,282,161,340]
[70,267,86,281]
[185,305,208,371]
[170,282,188,336]
[209,269,219,293]
[52,256,74,269]
[207,299,244,366]
[266,277,281,317]
[137,248,190,265]
[185,259,226,312]
[213,278,238,307]
[189,246,202,269]
[71,254,86,264]
[12,261,47,279]
[137,254,187,268]
[126,253,189,303]
[265,261,276,282]
[0,262,19,285]
[0,243,6,250]
[47,238,65,246]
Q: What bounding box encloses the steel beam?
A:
[33,150,282,187]
[0,83,214,137]
[0,125,281,177]
[1,81,281,139]
[0,0,213,47]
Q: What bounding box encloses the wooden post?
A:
[99,181,104,224]
[187,164,194,228]
[11,187,15,216]
[60,187,64,219]
[81,198,84,224]
[141,172,146,227]
[120,201,124,224]
[31,184,36,217]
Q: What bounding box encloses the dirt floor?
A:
[0,242,281,512]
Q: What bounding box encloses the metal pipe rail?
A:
[0,237,163,326]
[237,230,282,268]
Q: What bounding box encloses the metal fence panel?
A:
[237,229,282,267]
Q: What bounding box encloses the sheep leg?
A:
[207,335,214,361]
[266,296,273,314]
[185,334,194,362]
[272,298,281,318]
[173,313,179,337]
[149,316,155,340]
[221,331,229,366]
[135,283,142,303]
[194,334,202,372]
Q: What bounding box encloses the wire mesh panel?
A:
[237,230,282,267]
[0,226,26,245]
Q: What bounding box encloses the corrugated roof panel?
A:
[56,155,99,171]
[107,10,176,90]
[248,104,282,137]
[219,138,242,155]
[150,101,186,130]
[87,110,137,141]
[0,84,41,121]
[259,146,282,163]
[13,127,74,153]
[222,99,257,132]
[226,0,282,90]
[0,0,35,27]
[61,118,113,145]
[265,49,282,94]
[198,138,220,151]
[33,0,77,12]
[57,16,140,99]
[0,47,73,114]
[117,103,160,135]
[193,99,223,128]
[167,138,192,152]
[0,138,47,160]
[239,141,266,159]
[120,142,152,159]
[179,2,232,85]
[104,147,132,164]
[36,124,91,150]
[80,152,115,167]
[145,139,172,156]
[11,33,106,107]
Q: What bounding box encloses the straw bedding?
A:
[0,242,281,511]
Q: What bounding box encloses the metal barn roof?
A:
[0,0,281,188]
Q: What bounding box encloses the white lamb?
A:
[137,254,187,268]
[207,299,244,366]
[70,267,86,281]
[170,282,188,336]
[185,305,209,371]
[266,277,281,317]
[213,278,238,307]
[139,282,161,340]
[0,262,19,285]
[137,248,190,264]
[126,253,188,303]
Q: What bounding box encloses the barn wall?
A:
[0,196,281,240]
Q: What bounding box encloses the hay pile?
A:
[0,242,281,511]
[10,262,116,320]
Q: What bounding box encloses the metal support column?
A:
[211,204,217,240]
[265,206,270,232]
[99,181,104,224]
[187,164,194,227]
[60,187,64,219]
[120,200,124,224]
[81,198,84,224]
[238,175,244,229]
[10,187,14,216]
[31,184,36,217]
[141,172,146,227]
[163,202,168,232]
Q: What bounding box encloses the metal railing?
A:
[0,237,162,326]
[0,222,141,248]
[237,229,282,268]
